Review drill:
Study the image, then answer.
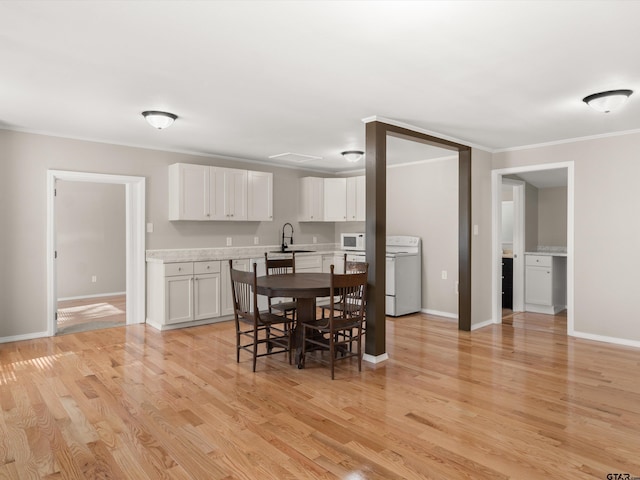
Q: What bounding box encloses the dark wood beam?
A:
[364,120,473,356]
[364,121,387,356]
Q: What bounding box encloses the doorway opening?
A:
[46,170,146,336]
[55,180,127,334]
[492,162,574,334]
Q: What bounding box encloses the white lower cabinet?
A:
[525,254,567,314]
[147,260,222,330]
[322,254,345,273]
[296,254,322,273]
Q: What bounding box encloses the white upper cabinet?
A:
[346,176,365,222]
[299,177,324,222]
[323,178,347,222]
[212,167,247,221]
[247,170,273,221]
[169,163,270,221]
[168,163,210,220]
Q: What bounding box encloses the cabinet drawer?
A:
[525,255,552,267]
[165,262,194,276]
[296,255,322,270]
[194,261,220,275]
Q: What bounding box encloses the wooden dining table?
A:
[255,272,332,368]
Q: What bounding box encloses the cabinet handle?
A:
[178,267,182,271]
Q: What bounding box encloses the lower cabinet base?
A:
[147,315,234,331]
[525,304,566,315]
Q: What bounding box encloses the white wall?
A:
[0,129,335,338]
[387,157,459,316]
[56,181,126,298]
[493,131,640,343]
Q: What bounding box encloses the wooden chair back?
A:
[328,264,368,323]
[342,253,367,274]
[264,252,296,275]
[229,260,258,324]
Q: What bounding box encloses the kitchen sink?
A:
[269,249,315,254]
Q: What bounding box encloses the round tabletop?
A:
[255,272,332,298]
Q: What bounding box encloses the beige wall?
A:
[493,132,640,342]
[537,186,567,247]
[471,148,493,327]
[56,181,126,298]
[387,158,459,316]
[0,129,335,338]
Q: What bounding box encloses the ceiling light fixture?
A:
[341,150,364,163]
[142,110,178,129]
[582,89,633,113]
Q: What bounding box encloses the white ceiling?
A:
[2,1,639,172]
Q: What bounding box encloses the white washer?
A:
[385,236,421,316]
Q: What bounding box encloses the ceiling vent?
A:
[268,152,322,164]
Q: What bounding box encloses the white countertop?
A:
[525,251,567,257]
[146,243,341,263]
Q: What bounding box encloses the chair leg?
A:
[252,328,258,372]
[329,333,335,380]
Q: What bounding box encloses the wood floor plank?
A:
[1,314,640,478]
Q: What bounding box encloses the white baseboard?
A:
[363,352,389,364]
[0,330,49,344]
[421,308,458,320]
[569,330,640,349]
[471,318,496,331]
[58,291,126,302]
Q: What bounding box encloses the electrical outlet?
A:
[254,236,259,245]
[226,237,232,246]
[441,270,447,280]
[146,222,154,233]
[91,275,97,283]
[473,224,479,236]
[313,236,317,244]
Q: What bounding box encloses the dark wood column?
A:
[364,120,473,357]
[458,148,472,331]
[364,121,387,356]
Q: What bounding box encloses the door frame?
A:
[491,161,574,333]
[46,170,146,336]
[501,178,525,312]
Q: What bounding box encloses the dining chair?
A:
[264,252,297,320]
[229,260,293,371]
[300,264,368,379]
[318,253,368,318]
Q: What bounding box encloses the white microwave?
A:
[341,233,365,251]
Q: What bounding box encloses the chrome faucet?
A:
[282,223,294,252]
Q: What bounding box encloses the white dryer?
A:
[385,236,421,316]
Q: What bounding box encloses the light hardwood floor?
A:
[0,313,638,479]
[57,295,126,335]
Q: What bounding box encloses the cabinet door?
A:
[168,163,210,220]
[194,273,221,320]
[165,275,194,324]
[299,177,324,221]
[346,176,365,222]
[324,178,347,221]
[525,266,552,305]
[247,171,273,221]
[322,254,345,273]
[225,168,248,220]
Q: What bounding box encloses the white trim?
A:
[47,170,146,337]
[361,115,493,153]
[0,331,49,344]
[471,319,495,331]
[362,353,389,364]
[571,331,640,350]
[491,162,574,336]
[387,155,458,169]
[422,308,458,320]
[494,127,640,153]
[57,291,126,302]
[501,178,526,312]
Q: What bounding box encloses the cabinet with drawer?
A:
[525,254,567,314]
[147,260,222,330]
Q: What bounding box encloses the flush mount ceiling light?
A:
[582,89,633,113]
[341,150,364,163]
[142,110,178,129]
